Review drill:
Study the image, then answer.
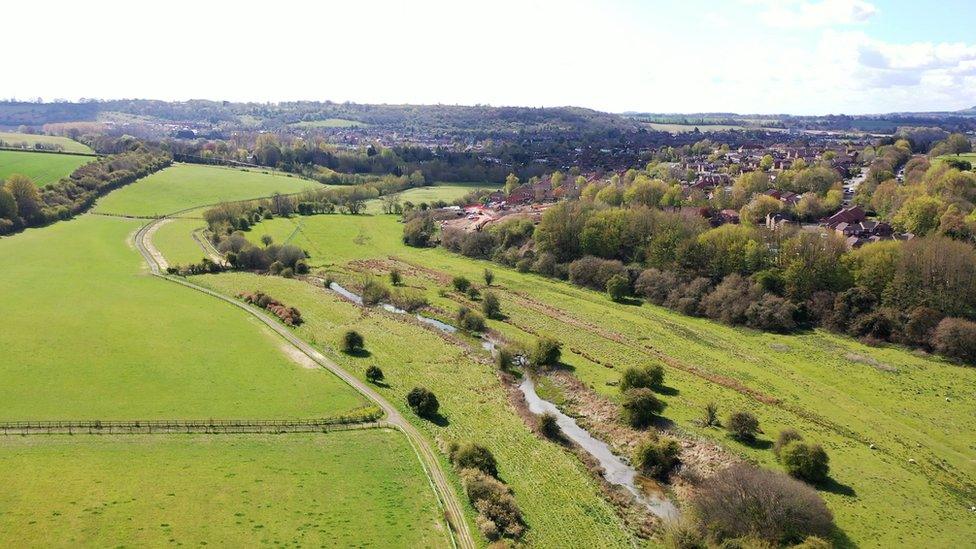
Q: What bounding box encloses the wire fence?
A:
[0,407,384,435]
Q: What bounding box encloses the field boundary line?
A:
[134,216,473,549]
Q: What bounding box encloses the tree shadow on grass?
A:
[737,436,773,451]
[819,476,857,497]
[614,297,644,307]
[425,413,450,427]
[368,380,391,389]
[656,384,679,396]
[344,349,371,358]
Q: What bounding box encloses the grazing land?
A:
[192,270,634,548]
[0,430,448,548]
[935,152,976,165]
[233,210,976,547]
[0,131,94,153]
[92,163,319,216]
[366,181,498,213]
[0,149,93,186]
[0,214,366,420]
[151,216,211,266]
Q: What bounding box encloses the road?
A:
[134,216,474,549]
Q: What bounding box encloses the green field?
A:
[291,118,368,128]
[0,430,448,547]
[0,149,93,187]
[935,152,976,166]
[366,181,499,213]
[0,131,94,154]
[93,163,319,216]
[152,216,211,266]
[230,211,976,547]
[192,271,634,548]
[0,214,365,420]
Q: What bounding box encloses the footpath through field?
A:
[134,216,474,549]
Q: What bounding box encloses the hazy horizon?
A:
[6,0,976,115]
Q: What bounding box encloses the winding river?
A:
[326,281,679,521]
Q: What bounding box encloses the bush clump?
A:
[360,278,390,306]
[406,386,439,418]
[481,291,502,319]
[459,468,526,541]
[529,336,562,368]
[726,410,760,442]
[237,291,303,326]
[365,365,384,383]
[621,388,665,428]
[457,306,487,332]
[340,330,365,354]
[773,428,804,459]
[689,464,834,545]
[932,317,976,364]
[606,273,630,302]
[619,364,665,392]
[449,442,498,477]
[537,412,561,440]
[451,276,471,293]
[780,441,830,484]
[633,433,681,479]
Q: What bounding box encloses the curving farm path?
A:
[134,216,474,549]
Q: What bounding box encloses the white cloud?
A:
[752,0,877,29]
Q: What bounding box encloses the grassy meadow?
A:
[0,149,93,186]
[192,271,635,548]
[935,152,976,166]
[0,131,94,154]
[0,430,448,547]
[230,210,976,547]
[152,216,211,266]
[92,163,319,216]
[0,214,366,420]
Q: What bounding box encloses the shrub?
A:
[619,364,665,392]
[532,252,558,277]
[466,285,480,299]
[389,269,402,286]
[449,442,498,477]
[269,260,284,275]
[340,330,364,354]
[702,402,720,427]
[481,291,501,319]
[622,388,665,428]
[294,259,309,274]
[238,291,303,326]
[727,411,759,441]
[773,428,804,460]
[665,277,712,316]
[459,468,525,540]
[792,536,832,549]
[932,317,976,364]
[280,267,294,278]
[452,276,471,293]
[360,278,390,306]
[483,268,494,286]
[606,273,630,302]
[745,294,797,333]
[406,387,439,418]
[568,256,626,291]
[780,442,830,484]
[701,274,755,325]
[529,336,562,368]
[635,268,678,305]
[903,306,943,347]
[633,433,681,479]
[389,288,428,312]
[516,258,532,273]
[403,213,434,247]
[538,412,561,439]
[457,306,486,332]
[365,365,384,383]
[689,463,834,545]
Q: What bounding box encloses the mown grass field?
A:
[0,149,93,187]
[192,271,635,548]
[235,211,976,547]
[0,430,448,547]
[365,181,499,214]
[152,216,211,266]
[0,214,365,420]
[92,163,319,216]
[0,131,94,154]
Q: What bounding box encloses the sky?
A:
[4,0,976,115]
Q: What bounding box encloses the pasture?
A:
[0,430,448,547]
[192,271,634,548]
[233,211,976,547]
[0,131,94,154]
[0,214,366,420]
[0,149,93,187]
[152,216,211,267]
[92,163,319,216]
[935,152,976,166]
